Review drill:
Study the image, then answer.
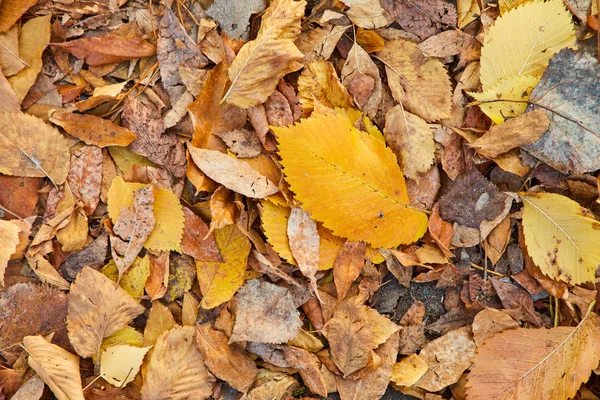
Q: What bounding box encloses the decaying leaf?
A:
[49,112,137,148]
[341,42,382,118]
[333,241,366,302]
[223,0,306,108]
[467,311,600,400]
[182,207,221,262]
[100,345,150,387]
[295,25,348,63]
[0,0,39,32]
[381,0,457,40]
[283,346,327,397]
[391,354,428,387]
[230,279,301,344]
[273,112,428,248]
[472,308,518,347]
[196,224,251,309]
[141,326,216,400]
[287,207,320,289]
[521,192,600,284]
[297,60,354,114]
[143,301,176,347]
[339,0,392,28]
[0,220,20,286]
[67,267,145,359]
[0,112,70,185]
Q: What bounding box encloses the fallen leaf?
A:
[208,186,237,233]
[457,0,480,27]
[418,30,473,58]
[391,354,428,387]
[141,326,216,400]
[0,59,22,102]
[287,207,320,290]
[341,42,382,118]
[143,301,176,347]
[9,374,44,400]
[0,0,39,32]
[339,0,392,28]
[187,147,279,198]
[56,184,88,253]
[145,251,170,300]
[467,311,600,400]
[416,326,476,391]
[49,112,137,148]
[100,326,144,355]
[196,323,258,392]
[295,25,348,64]
[472,308,518,346]
[164,254,197,303]
[66,145,103,215]
[23,335,84,400]
[491,278,541,326]
[101,256,150,301]
[230,279,301,344]
[0,112,70,185]
[206,0,266,39]
[182,292,200,325]
[521,192,600,284]
[283,346,327,397]
[217,129,263,158]
[483,215,511,265]
[0,220,20,286]
[381,0,457,40]
[181,207,221,262]
[100,345,150,387]
[297,60,354,115]
[196,224,251,309]
[333,241,366,302]
[273,112,428,248]
[59,233,109,281]
[67,267,145,359]
[377,39,452,122]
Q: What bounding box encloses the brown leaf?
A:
[381,0,457,40]
[472,308,518,347]
[216,129,262,158]
[340,0,393,28]
[418,30,473,58]
[295,25,349,64]
[333,241,366,302]
[143,301,176,347]
[67,267,145,359]
[0,69,19,110]
[230,279,302,344]
[287,207,320,289]
[283,346,327,397]
[49,112,136,148]
[0,176,41,219]
[141,326,216,400]
[208,186,237,233]
[67,145,102,215]
[59,233,109,281]
[181,207,221,262]
[144,251,170,300]
[341,42,382,118]
[0,0,39,32]
[109,185,155,275]
[491,278,541,327]
[196,323,258,392]
[0,220,20,286]
[265,90,294,127]
[51,34,156,66]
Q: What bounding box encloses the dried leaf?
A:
[287,207,319,287]
[391,354,428,387]
[0,112,70,185]
[187,147,279,198]
[196,323,258,392]
[298,60,354,115]
[223,0,306,108]
[377,39,452,122]
[100,345,150,387]
[182,207,221,262]
[230,279,301,344]
[0,0,39,32]
[23,336,84,400]
[333,241,366,302]
[0,220,20,286]
[143,301,176,347]
[101,256,150,301]
[467,311,600,400]
[521,192,600,284]
[341,42,382,118]
[67,267,145,359]
[382,0,457,40]
[141,326,216,400]
[49,112,136,148]
[295,25,348,63]
[472,308,518,347]
[196,224,251,309]
[339,0,392,28]
[491,278,541,326]
[273,112,428,248]
[418,30,473,58]
[283,346,327,397]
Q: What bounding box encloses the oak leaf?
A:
[0,112,70,185]
[141,326,216,400]
[520,192,600,284]
[467,311,600,400]
[23,335,84,400]
[273,112,428,248]
[0,220,20,286]
[100,345,150,387]
[67,267,145,359]
[377,39,452,122]
[49,112,137,148]
[298,61,354,115]
[223,0,306,108]
[196,224,251,309]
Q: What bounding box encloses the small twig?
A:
[470,262,505,277]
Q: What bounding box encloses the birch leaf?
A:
[223,0,306,108]
[273,112,428,248]
[520,192,600,284]
[479,0,576,91]
[467,311,600,400]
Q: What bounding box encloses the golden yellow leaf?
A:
[391,354,428,387]
[0,220,20,286]
[0,112,70,185]
[101,256,150,301]
[467,311,600,400]
[479,0,576,91]
[182,292,200,326]
[67,267,145,359]
[0,27,25,79]
[384,105,435,180]
[273,113,428,248]
[223,0,306,108]
[298,61,354,115]
[377,39,452,122]
[141,326,216,400]
[208,186,237,232]
[196,224,251,309]
[101,326,144,355]
[498,0,533,14]
[520,192,600,284]
[107,176,184,253]
[0,0,39,32]
[288,329,324,352]
[7,15,51,102]
[49,112,137,148]
[56,184,88,252]
[100,345,151,387]
[143,301,176,347]
[23,335,84,400]
[355,28,385,53]
[470,74,540,124]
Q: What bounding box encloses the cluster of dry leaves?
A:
[2,0,600,399]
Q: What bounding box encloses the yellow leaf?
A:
[107,176,184,252]
[23,335,84,400]
[196,224,251,309]
[101,326,144,354]
[339,0,392,28]
[498,0,533,14]
[0,220,20,286]
[520,192,600,284]
[466,311,600,400]
[223,0,306,108]
[479,0,576,91]
[143,301,176,347]
[298,61,354,115]
[100,345,151,387]
[273,113,428,248]
[470,75,540,124]
[391,354,428,387]
[457,0,480,28]
[101,256,150,301]
[0,112,70,185]
[377,39,452,122]
[56,184,88,252]
[384,105,435,180]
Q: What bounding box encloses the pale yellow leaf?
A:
[273,112,428,248]
[479,0,576,91]
[223,0,306,108]
[23,335,84,400]
[0,219,20,286]
[101,326,144,355]
[521,192,600,284]
[466,311,600,400]
[297,60,354,114]
[391,354,428,387]
[498,0,533,14]
[100,345,151,387]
